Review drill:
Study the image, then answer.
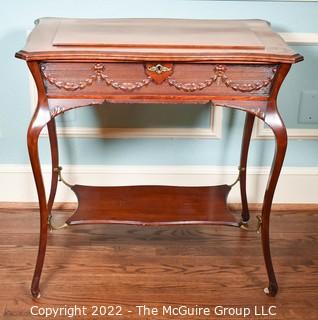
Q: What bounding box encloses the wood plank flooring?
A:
[0,209,317,319]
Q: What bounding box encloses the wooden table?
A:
[16,18,303,299]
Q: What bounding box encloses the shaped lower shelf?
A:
[65,184,239,227]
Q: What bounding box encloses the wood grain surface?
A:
[15,18,303,63]
[52,19,265,49]
[0,209,317,319]
[67,184,237,226]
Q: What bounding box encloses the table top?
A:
[16,17,303,63]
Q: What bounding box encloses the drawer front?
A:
[41,62,277,98]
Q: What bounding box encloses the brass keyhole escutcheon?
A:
[145,63,174,84]
[147,63,172,74]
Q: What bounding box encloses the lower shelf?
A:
[66,184,239,227]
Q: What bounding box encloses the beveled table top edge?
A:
[15,50,303,64]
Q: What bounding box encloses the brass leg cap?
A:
[239,221,249,230]
[264,285,278,296]
[31,290,41,299]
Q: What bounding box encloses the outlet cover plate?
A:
[298,90,318,124]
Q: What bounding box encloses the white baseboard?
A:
[0,165,317,204]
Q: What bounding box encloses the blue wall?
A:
[1,0,318,166]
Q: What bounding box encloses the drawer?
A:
[41,62,277,98]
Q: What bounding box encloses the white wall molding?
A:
[280,32,318,45]
[208,1,318,2]
[253,118,318,139]
[1,165,317,204]
[45,106,222,139]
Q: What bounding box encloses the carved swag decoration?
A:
[41,63,276,93]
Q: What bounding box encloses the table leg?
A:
[28,109,51,299]
[261,102,288,296]
[27,62,52,299]
[239,113,255,222]
[47,119,59,214]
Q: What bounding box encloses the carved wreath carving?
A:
[41,64,152,92]
[168,65,276,93]
[41,64,276,93]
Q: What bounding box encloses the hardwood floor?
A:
[0,209,317,319]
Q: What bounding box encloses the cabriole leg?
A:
[28,119,50,298]
[47,119,59,216]
[27,61,53,298]
[27,107,51,299]
[239,112,255,223]
[261,103,287,296]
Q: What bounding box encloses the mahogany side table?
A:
[15,18,303,298]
